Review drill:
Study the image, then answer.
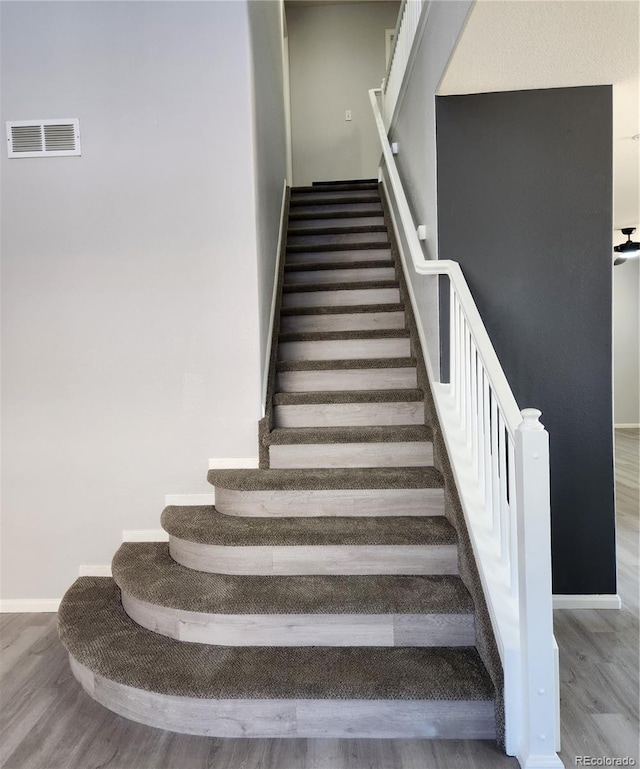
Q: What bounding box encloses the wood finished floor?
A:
[1,429,638,769]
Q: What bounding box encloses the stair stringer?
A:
[259,187,291,469]
[379,183,506,750]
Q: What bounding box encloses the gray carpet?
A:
[278,329,409,342]
[275,357,416,371]
[280,303,403,315]
[160,505,453,547]
[58,578,493,701]
[286,242,390,253]
[284,261,392,272]
[112,542,471,615]
[207,467,444,492]
[289,208,383,220]
[290,193,380,204]
[288,224,387,235]
[282,280,397,292]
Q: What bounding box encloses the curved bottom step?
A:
[59,578,496,739]
[70,656,495,738]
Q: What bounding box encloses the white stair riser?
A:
[274,402,424,428]
[70,658,496,739]
[276,367,418,392]
[282,288,400,308]
[286,248,391,265]
[214,487,445,517]
[284,267,395,285]
[121,593,473,647]
[269,441,433,468]
[278,338,410,362]
[280,311,406,334]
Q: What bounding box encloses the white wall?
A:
[248,0,288,390]
[287,1,400,186]
[613,259,640,425]
[0,1,285,600]
[439,0,640,426]
[612,78,640,426]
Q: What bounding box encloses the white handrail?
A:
[369,86,563,769]
[370,87,522,431]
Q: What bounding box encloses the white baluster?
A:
[475,350,484,485]
[508,432,518,596]
[482,370,492,509]
[464,325,472,441]
[469,341,478,474]
[499,412,509,563]
[455,299,463,415]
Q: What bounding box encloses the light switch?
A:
[345,110,352,121]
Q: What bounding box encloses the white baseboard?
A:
[614,423,640,429]
[0,598,61,613]
[553,594,622,610]
[79,564,112,577]
[164,493,215,506]
[208,457,259,470]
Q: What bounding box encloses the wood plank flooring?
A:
[1,429,637,769]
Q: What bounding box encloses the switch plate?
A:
[345,110,352,121]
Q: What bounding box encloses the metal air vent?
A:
[6,119,81,158]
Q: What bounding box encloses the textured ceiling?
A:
[440,0,639,230]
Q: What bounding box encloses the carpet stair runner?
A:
[58,180,504,743]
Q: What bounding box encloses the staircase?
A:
[58,179,503,742]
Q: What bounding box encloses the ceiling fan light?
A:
[613,227,640,263]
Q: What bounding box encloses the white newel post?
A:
[515,409,564,769]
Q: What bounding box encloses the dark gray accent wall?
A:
[436,86,615,596]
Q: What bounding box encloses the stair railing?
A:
[369,87,564,769]
[382,0,429,129]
